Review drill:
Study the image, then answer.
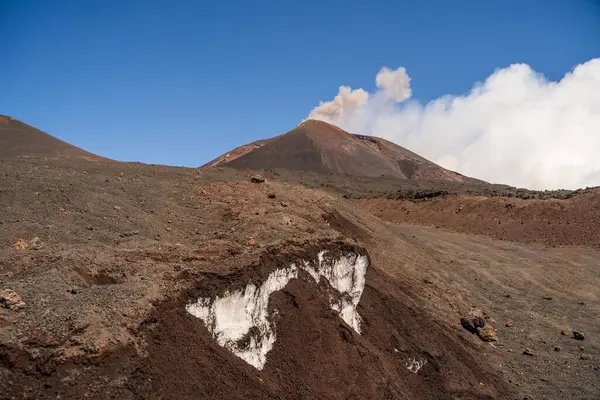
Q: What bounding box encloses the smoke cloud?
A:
[375,66,412,102]
[307,59,600,190]
[308,86,369,121]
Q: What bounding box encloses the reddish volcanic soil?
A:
[358,192,600,247]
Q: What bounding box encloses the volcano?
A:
[205,119,481,183]
[0,115,106,161]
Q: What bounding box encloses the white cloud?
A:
[307,59,600,190]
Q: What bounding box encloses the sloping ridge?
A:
[208,119,482,183]
[203,137,276,167]
[0,115,107,161]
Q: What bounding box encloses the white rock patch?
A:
[405,357,427,374]
[186,251,369,369]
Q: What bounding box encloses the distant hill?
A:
[0,115,107,161]
[205,119,482,183]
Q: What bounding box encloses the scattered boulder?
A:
[581,354,591,361]
[554,346,561,352]
[506,320,514,328]
[460,308,485,332]
[0,290,25,310]
[267,193,276,199]
[250,175,265,184]
[573,330,586,341]
[476,325,498,342]
[11,238,28,249]
[523,348,535,356]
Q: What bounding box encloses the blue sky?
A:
[1,0,599,166]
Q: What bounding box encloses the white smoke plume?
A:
[307,59,600,190]
[375,66,412,102]
[308,86,369,125]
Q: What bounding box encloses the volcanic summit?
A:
[206,119,480,183]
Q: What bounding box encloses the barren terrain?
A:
[1,117,600,399]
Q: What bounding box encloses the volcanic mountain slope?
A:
[0,115,106,161]
[0,157,513,400]
[1,121,600,400]
[205,119,482,183]
[1,156,600,400]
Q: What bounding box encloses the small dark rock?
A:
[523,348,535,356]
[250,175,265,184]
[174,265,181,272]
[581,354,591,361]
[542,296,553,300]
[460,308,486,332]
[69,288,81,295]
[554,346,561,352]
[461,317,485,332]
[573,330,586,341]
[267,193,276,199]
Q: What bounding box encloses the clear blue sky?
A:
[2,0,599,166]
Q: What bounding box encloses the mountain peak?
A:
[0,116,107,161]
[205,121,482,183]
